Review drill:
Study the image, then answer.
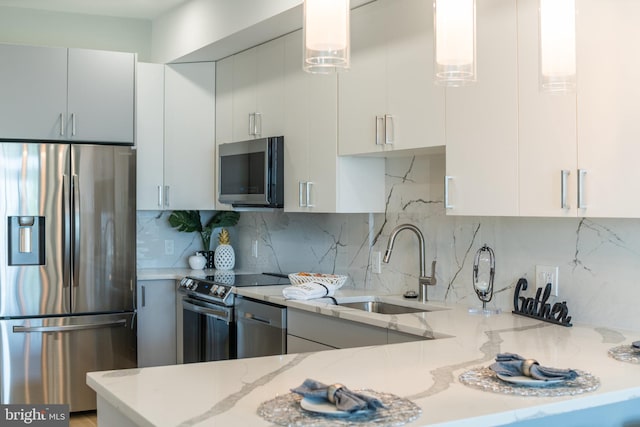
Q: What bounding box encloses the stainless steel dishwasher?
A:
[235,296,286,358]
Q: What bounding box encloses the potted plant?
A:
[168,210,240,268]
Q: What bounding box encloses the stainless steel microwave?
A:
[218,136,284,208]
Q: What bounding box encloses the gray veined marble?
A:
[137,153,640,331]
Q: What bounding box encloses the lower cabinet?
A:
[136,280,177,367]
[286,308,426,353]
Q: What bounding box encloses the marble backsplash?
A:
[137,154,640,331]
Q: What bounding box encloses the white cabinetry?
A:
[338,0,445,156]
[137,280,177,368]
[517,0,577,217]
[0,44,134,143]
[444,0,519,216]
[231,40,285,140]
[574,0,640,218]
[283,31,385,213]
[137,62,216,210]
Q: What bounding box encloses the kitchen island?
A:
[88,284,640,426]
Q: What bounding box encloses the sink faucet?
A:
[383,224,437,302]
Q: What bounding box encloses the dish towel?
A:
[282,281,337,300]
[291,379,384,413]
[490,353,578,381]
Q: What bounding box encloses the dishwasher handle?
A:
[240,312,272,325]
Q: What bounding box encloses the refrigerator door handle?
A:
[13,319,127,333]
[62,174,71,291]
[72,174,80,295]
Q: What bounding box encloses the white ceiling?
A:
[0,0,188,19]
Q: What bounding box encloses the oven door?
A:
[218,138,270,206]
[181,298,235,364]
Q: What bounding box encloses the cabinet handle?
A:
[561,170,570,209]
[306,182,315,208]
[384,114,394,145]
[375,116,384,145]
[248,113,255,136]
[577,169,587,209]
[157,185,163,208]
[254,112,262,136]
[164,185,170,208]
[299,181,306,207]
[59,113,65,136]
[71,113,76,136]
[444,176,453,209]
[141,285,146,308]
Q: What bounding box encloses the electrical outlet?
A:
[164,239,174,256]
[371,251,382,274]
[535,265,559,297]
[251,240,258,258]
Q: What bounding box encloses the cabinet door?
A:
[576,0,640,217]
[137,280,177,368]
[338,0,387,156]
[518,0,577,217]
[255,38,285,138]
[386,0,445,151]
[164,63,216,210]
[445,0,519,216]
[232,47,258,140]
[136,63,165,210]
[67,49,134,143]
[0,44,67,140]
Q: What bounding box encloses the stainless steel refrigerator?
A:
[0,142,137,412]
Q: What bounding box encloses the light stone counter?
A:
[88,286,640,426]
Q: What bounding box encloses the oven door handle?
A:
[182,299,231,321]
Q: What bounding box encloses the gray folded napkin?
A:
[490,353,578,381]
[291,378,384,413]
[632,341,640,349]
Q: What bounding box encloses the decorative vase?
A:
[214,228,235,270]
[188,252,206,270]
[196,250,215,269]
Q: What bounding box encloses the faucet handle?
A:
[428,260,437,286]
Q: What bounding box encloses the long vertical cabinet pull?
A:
[254,112,262,136]
[306,182,315,208]
[164,186,170,208]
[59,113,65,136]
[560,170,570,209]
[299,182,307,207]
[141,285,146,308]
[71,113,76,136]
[384,115,394,145]
[248,113,255,136]
[375,116,385,145]
[444,176,454,209]
[577,169,587,209]
[157,185,163,208]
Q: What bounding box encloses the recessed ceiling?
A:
[0,0,188,19]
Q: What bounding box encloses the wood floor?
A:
[70,411,97,427]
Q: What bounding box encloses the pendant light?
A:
[539,0,576,93]
[303,0,350,74]
[433,0,477,86]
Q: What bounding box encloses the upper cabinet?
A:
[137,62,216,210]
[574,0,640,218]
[231,40,285,141]
[282,31,385,213]
[338,0,445,156]
[0,44,134,143]
[444,0,519,216]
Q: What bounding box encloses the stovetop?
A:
[178,273,290,306]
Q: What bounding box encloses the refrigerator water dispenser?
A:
[8,216,45,265]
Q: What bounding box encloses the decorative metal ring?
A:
[522,359,539,377]
[327,383,344,403]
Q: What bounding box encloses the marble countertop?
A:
[88,284,640,426]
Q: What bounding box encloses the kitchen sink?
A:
[339,301,429,315]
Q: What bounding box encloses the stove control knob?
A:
[210,285,219,294]
[189,281,198,290]
[217,286,227,296]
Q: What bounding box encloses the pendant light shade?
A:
[303,0,350,74]
[539,0,576,93]
[433,0,477,86]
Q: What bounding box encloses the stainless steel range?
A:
[177,273,289,364]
